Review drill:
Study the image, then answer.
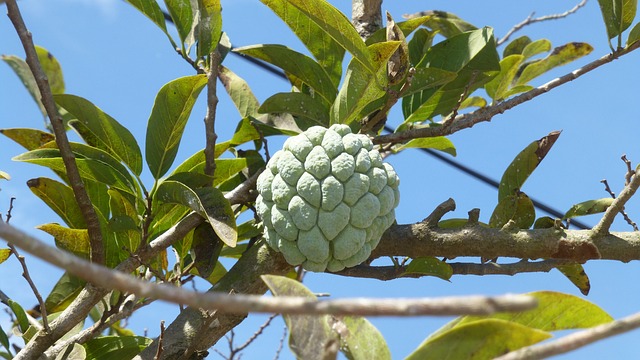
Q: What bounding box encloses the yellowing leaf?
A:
[564,198,615,219]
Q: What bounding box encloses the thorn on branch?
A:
[468,208,480,225]
[422,198,456,228]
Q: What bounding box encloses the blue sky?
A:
[2,0,640,359]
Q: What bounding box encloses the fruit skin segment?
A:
[256,124,400,272]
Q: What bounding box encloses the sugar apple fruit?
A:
[255,124,400,272]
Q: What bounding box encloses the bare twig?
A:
[495,310,640,360]
[154,321,165,360]
[374,41,640,145]
[592,169,640,237]
[334,259,573,281]
[422,198,456,227]
[497,0,588,46]
[0,220,536,317]
[622,154,635,185]
[233,314,278,356]
[273,326,286,360]
[3,198,50,332]
[602,177,638,231]
[441,71,478,129]
[6,0,105,265]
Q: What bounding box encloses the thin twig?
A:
[441,71,477,129]
[3,198,50,332]
[360,67,415,134]
[602,177,638,231]
[592,169,640,237]
[422,198,456,227]
[374,41,640,145]
[497,0,588,46]
[233,314,278,356]
[273,326,286,360]
[0,220,536,317]
[495,310,640,360]
[204,50,221,178]
[154,320,165,360]
[334,259,573,280]
[5,0,105,265]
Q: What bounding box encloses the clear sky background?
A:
[1,1,640,359]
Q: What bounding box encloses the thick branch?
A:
[0,224,536,318]
[374,42,640,145]
[352,0,383,39]
[15,175,258,359]
[5,0,105,265]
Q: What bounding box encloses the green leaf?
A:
[407,319,550,360]
[262,0,371,72]
[218,66,260,118]
[16,147,136,196]
[408,28,437,66]
[521,39,552,60]
[336,316,391,360]
[330,41,401,125]
[515,43,593,86]
[1,128,55,150]
[155,180,237,246]
[83,336,152,360]
[260,0,345,87]
[503,36,531,57]
[489,192,536,229]
[401,68,458,97]
[195,0,223,58]
[556,264,591,295]
[55,94,142,175]
[402,257,453,280]
[1,46,65,118]
[455,291,613,331]
[191,261,227,285]
[392,137,456,156]
[191,222,223,279]
[234,45,336,103]
[627,22,640,46]
[124,0,169,35]
[145,75,208,179]
[0,326,9,353]
[55,343,86,360]
[8,300,29,334]
[219,242,249,258]
[498,131,561,201]
[164,0,194,46]
[44,272,86,313]
[533,216,556,229]
[421,11,478,38]
[262,275,338,360]
[485,55,524,101]
[563,198,615,219]
[597,0,637,40]
[459,96,486,109]
[108,189,141,254]
[27,177,87,229]
[259,92,330,128]
[403,27,500,122]
[0,249,10,265]
[37,223,90,258]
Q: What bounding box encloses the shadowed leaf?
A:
[259,92,331,128]
[498,131,561,201]
[262,275,338,360]
[333,316,391,360]
[191,222,224,279]
[503,36,531,57]
[44,272,86,313]
[195,0,222,58]
[597,0,637,40]
[84,336,152,360]
[164,0,194,46]
[489,192,536,229]
[557,264,591,295]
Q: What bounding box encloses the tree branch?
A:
[14,175,259,359]
[334,260,572,281]
[204,51,221,178]
[351,0,382,40]
[495,310,640,360]
[373,41,640,145]
[497,0,588,46]
[5,0,105,265]
[0,224,536,319]
[592,170,640,237]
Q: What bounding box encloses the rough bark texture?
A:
[135,241,291,359]
[352,0,383,39]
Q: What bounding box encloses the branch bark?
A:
[373,41,640,145]
[5,0,105,264]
